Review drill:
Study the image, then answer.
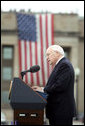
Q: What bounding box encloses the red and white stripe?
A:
[18,14,54,87]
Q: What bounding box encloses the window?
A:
[3,47,13,59]
[3,67,12,80]
[1,45,14,108]
[64,47,71,60]
[64,51,68,58]
[1,91,9,104]
[2,45,14,89]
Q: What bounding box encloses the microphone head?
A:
[30,65,40,73]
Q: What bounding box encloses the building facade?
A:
[1,11,84,121]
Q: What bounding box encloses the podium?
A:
[9,78,47,125]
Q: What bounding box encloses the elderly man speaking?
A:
[32,45,76,125]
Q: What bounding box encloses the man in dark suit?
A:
[32,45,76,125]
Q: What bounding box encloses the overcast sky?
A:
[1,1,84,17]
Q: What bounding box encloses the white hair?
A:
[48,45,65,56]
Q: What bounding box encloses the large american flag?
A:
[16,13,54,87]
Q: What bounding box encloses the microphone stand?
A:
[21,72,26,80]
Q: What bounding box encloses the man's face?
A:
[46,48,59,66]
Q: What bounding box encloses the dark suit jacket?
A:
[44,57,76,119]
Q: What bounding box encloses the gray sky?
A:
[1,1,84,17]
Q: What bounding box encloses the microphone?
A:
[30,65,40,72]
[21,65,40,79]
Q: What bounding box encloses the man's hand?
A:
[31,86,44,92]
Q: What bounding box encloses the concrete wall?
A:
[54,14,79,32]
[1,12,17,30]
[78,18,84,113]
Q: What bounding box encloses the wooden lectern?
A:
[9,78,47,125]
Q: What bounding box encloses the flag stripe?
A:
[26,41,31,84]
[18,40,22,78]
[31,42,37,86]
[42,14,47,84]
[29,42,34,85]
[21,40,25,82]
[52,14,54,45]
[36,14,43,86]
[40,15,45,86]
[46,14,50,79]
[51,14,54,70]
[24,41,28,83]
[35,42,40,85]
[48,14,53,74]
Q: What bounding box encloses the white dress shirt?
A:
[56,56,64,65]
